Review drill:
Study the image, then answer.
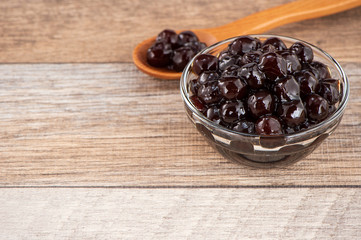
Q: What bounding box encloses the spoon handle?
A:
[205,0,361,40]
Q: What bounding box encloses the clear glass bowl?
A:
[180,35,349,167]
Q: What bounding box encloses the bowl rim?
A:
[180,34,350,138]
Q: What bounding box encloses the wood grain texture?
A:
[0,0,360,238]
[0,0,361,239]
[0,0,360,63]
[0,63,360,186]
[0,188,360,239]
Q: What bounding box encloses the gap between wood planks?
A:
[1,185,361,188]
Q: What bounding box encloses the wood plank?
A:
[0,63,360,186]
[0,188,360,239]
[0,0,360,63]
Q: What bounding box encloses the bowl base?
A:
[209,141,322,168]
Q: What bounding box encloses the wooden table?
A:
[1,0,360,238]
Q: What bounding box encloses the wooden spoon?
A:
[133,0,361,80]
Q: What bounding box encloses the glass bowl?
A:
[180,34,349,167]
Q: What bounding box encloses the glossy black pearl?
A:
[221,65,240,78]
[238,51,261,65]
[184,41,206,52]
[171,47,196,72]
[197,82,221,105]
[298,120,311,131]
[255,116,283,135]
[198,71,219,84]
[258,52,287,80]
[220,101,246,123]
[260,44,277,53]
[278,100,306,127]
[190,95,205,113]
[177,31,199,45]
[262,37,287,51]
[273,76,300,102]
[218,51,236,71]
[247,90,275,118]
[218,77,248,100]
[310,61,331,80]
[228,36,261,56]
[193,54,218,75]
[320,78,340,86]
[238,63,266,89]
[290,42,314,63]
[156,29,178,47]
[146,42,172,67]
[304,93,330,121]
[317,79,340,104]
[279,51,302,74]
[233,120,255,134]
[206,107,221,124]
[189,78,199,95]
[329,104,337,115]
[294,70,318,95]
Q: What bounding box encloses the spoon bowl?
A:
[133,0,361,80]
[132,30,217,79]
